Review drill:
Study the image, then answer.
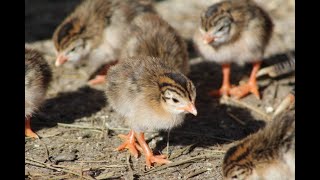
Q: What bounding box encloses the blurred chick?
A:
[223,111,295,180]
[193,0,273,99]
[256,55,295,117]
[52,0,154,85]
[25,48,52,138]
[106,13,196,167]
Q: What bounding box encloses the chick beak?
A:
[55,54,68,67]
[202,34,215,44]
[184,103,197,116]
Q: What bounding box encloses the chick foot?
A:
[230,81,260,99]
[25,116,39,138]
[116,130,141,158]
[135,132,171,167]
[209,84,232,97]
[230,61,261,99]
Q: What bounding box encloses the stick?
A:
[227,112,246,126]
[141,153,222,175]
[221,96,272,121]
[169,144,195,160]
[58,123,233,142]
[38,139,51,162]
[25,158,94,180]
[57,123,103,131]
[185,168,209,179]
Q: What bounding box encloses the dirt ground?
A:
[25,0,295,179]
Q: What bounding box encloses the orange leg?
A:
[230,61,261,99]
[209,64,232,97]
[116,130,141,158]
[135,132,171,168]
[25,116,39,138]
[88,60,118,86]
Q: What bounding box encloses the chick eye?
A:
[231,175,238,179]
[218,26,225,32]
[70,47,76,52]
[172,98,179,103]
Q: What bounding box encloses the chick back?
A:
[223,111,295,178]
[121,13,189,75]
[25,48,52,117]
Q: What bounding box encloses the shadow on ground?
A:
[151,60,267,153]
[32,86,106,131]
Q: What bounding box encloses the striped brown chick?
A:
[223,111,295,180]
[256,56,295,117]
[105,13,195,168]
[52,0,154,85]
[193,0,273,99]
[25,48,52,138]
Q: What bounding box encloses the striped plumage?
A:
[193,0,273,99]
[105,12,195,167]
[223,112,295,180]
[121,12,189,75]
[257,55,295,78]
[193,0,273,64]
[25,48,52,117]
[25,48,52,138]
[106,56,196,132]
[255,55,295,118]
[52,0,155,68]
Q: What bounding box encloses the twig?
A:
[221,96,272,121]
[76,160,117,163]
[227,112,246,126]
[74,160,124,166]
[58,123,232,141]
[38,139,51,162]
[81,164,127,171]
[126,154,135,180]
[127,154,133,172]
[25,158,94,180]
[47,174,71,180]
[169,144,195,160]
[185,168,209,179]
[57,123,103,131]
[141,153,221,175]
[101,116,109,140]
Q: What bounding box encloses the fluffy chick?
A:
[106,13,195,167]
[52,0,155,85]
[193,0,273,99]
[25,48,52,138]
[223,111,295,180]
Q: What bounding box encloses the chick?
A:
[193,0,273,99]
[25,48,52,138]
[52,0,154,85]
[106,13,196,167]
[256,55,295,117]
[223,111,295,180]
[257,54,295,78]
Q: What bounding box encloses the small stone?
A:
[265,106,274,113]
